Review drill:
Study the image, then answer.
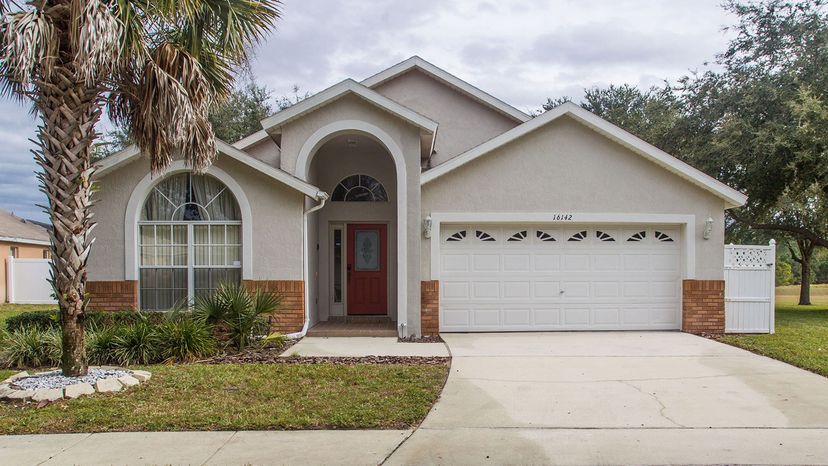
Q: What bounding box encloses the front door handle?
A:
[347,264,352,284]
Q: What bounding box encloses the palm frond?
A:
[0,8,57,95]
[71,0,123,86]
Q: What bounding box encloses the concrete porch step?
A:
[307,318,398,337]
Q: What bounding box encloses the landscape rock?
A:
[131,370,152,382]
[32,388,63,402]
[95,378,123,393]
[0,384,14,398]
[3,371,29,384]
[7,389,35,400]
[64,383,95,399]
[118,375,140,387]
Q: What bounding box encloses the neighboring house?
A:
[89,56,747,337]
[0,209,51,303]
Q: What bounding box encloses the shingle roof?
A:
[0,208,51,244]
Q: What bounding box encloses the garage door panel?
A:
[472,254,500,271]
[534,254,561,271]
[472,281,500,299]
[439,224,681,332]
[503,254,531,271]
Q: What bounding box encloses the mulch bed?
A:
[398,335,444,343]
[201,350,450,366]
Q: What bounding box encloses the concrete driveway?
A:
[388,332,828,465]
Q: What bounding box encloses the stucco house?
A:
[88,56,747,337]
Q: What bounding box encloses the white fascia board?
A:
[361,56,531,123]
[233,129,270,150]
[422,102,748,209]
[93,141,324,200]
[0,236,50,246]
[260,79,438,135]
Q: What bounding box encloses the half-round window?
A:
[331,174,388,202]
[139,173,241,310]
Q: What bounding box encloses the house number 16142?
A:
[552,214,573,221]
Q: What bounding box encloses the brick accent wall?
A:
[242,280,305,334]
[421,280,439,336]
[682,279,725,335]
[86,280,139,311]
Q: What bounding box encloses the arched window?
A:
[139,173,241,310]
[331,174,388,202]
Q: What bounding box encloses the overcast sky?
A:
[0,0,734,222]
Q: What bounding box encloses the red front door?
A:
[347,224,388,315]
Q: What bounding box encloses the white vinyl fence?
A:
[724,240,776,334]
[7,257,57,304]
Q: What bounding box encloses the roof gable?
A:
[95,141,324,199]
[421,102,748,208]
[260,79,438,136]
[362,56,530,123]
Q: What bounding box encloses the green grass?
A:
[0,363,448,434]
[721,288,828,377]
[0,304,55,328]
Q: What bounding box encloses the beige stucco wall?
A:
[422,115,727,280]
[279,94,423,333]
[310,137,397,323]
[245,137,281,167]
[88,153,305,283]
[1,241,50,302]
[372,69,520,166]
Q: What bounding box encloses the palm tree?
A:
[0,0,281,376]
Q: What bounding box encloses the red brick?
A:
[682,279,724,336]
[420,280,440,336]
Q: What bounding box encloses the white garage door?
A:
[439,225,682,332]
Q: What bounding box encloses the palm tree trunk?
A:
[35,65,101,377]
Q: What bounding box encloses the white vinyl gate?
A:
[7,257,57,304]
[724,241,776,334]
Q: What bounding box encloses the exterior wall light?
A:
[703,217,714,240]
[423,215,432,239]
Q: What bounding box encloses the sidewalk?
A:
[1,430,412,466]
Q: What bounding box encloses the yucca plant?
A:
[86,326,119,365]
[194,283,281,350]
[113,319,160,366]
[1,327,61,368]
[0,0,281,376]
[157,317,216,362]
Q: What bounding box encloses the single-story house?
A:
[89,56,747,337]
[1,208,52,303]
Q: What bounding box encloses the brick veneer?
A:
[242,280,305,334]
[421,280,439,336]
[682,279,725,335]
[86,280,139,311]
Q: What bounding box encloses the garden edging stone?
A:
[1,368,151,403]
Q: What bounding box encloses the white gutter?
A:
[287,190,329,339]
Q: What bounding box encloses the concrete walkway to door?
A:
[388,332,828,465]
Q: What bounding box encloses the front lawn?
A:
[0,362,448,434]
[720,291,828,377]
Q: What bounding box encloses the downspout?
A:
[287,190,328,339]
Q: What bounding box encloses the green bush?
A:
[194,283,281,350]
[157,318,216,362]
[113,320,160,366]
[86,326,120,366]
[0,327,61,369]
[6,310,169,333]
[5,311,59,332]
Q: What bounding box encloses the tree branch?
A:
[729,210,828,248]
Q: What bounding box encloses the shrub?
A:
[113,320,160,366]
[194,283,281,350]
[5,310,169,333]
[5,311,59,332]
[0,327,61,368]
[86,326,120,366]
[157,318,216,362]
